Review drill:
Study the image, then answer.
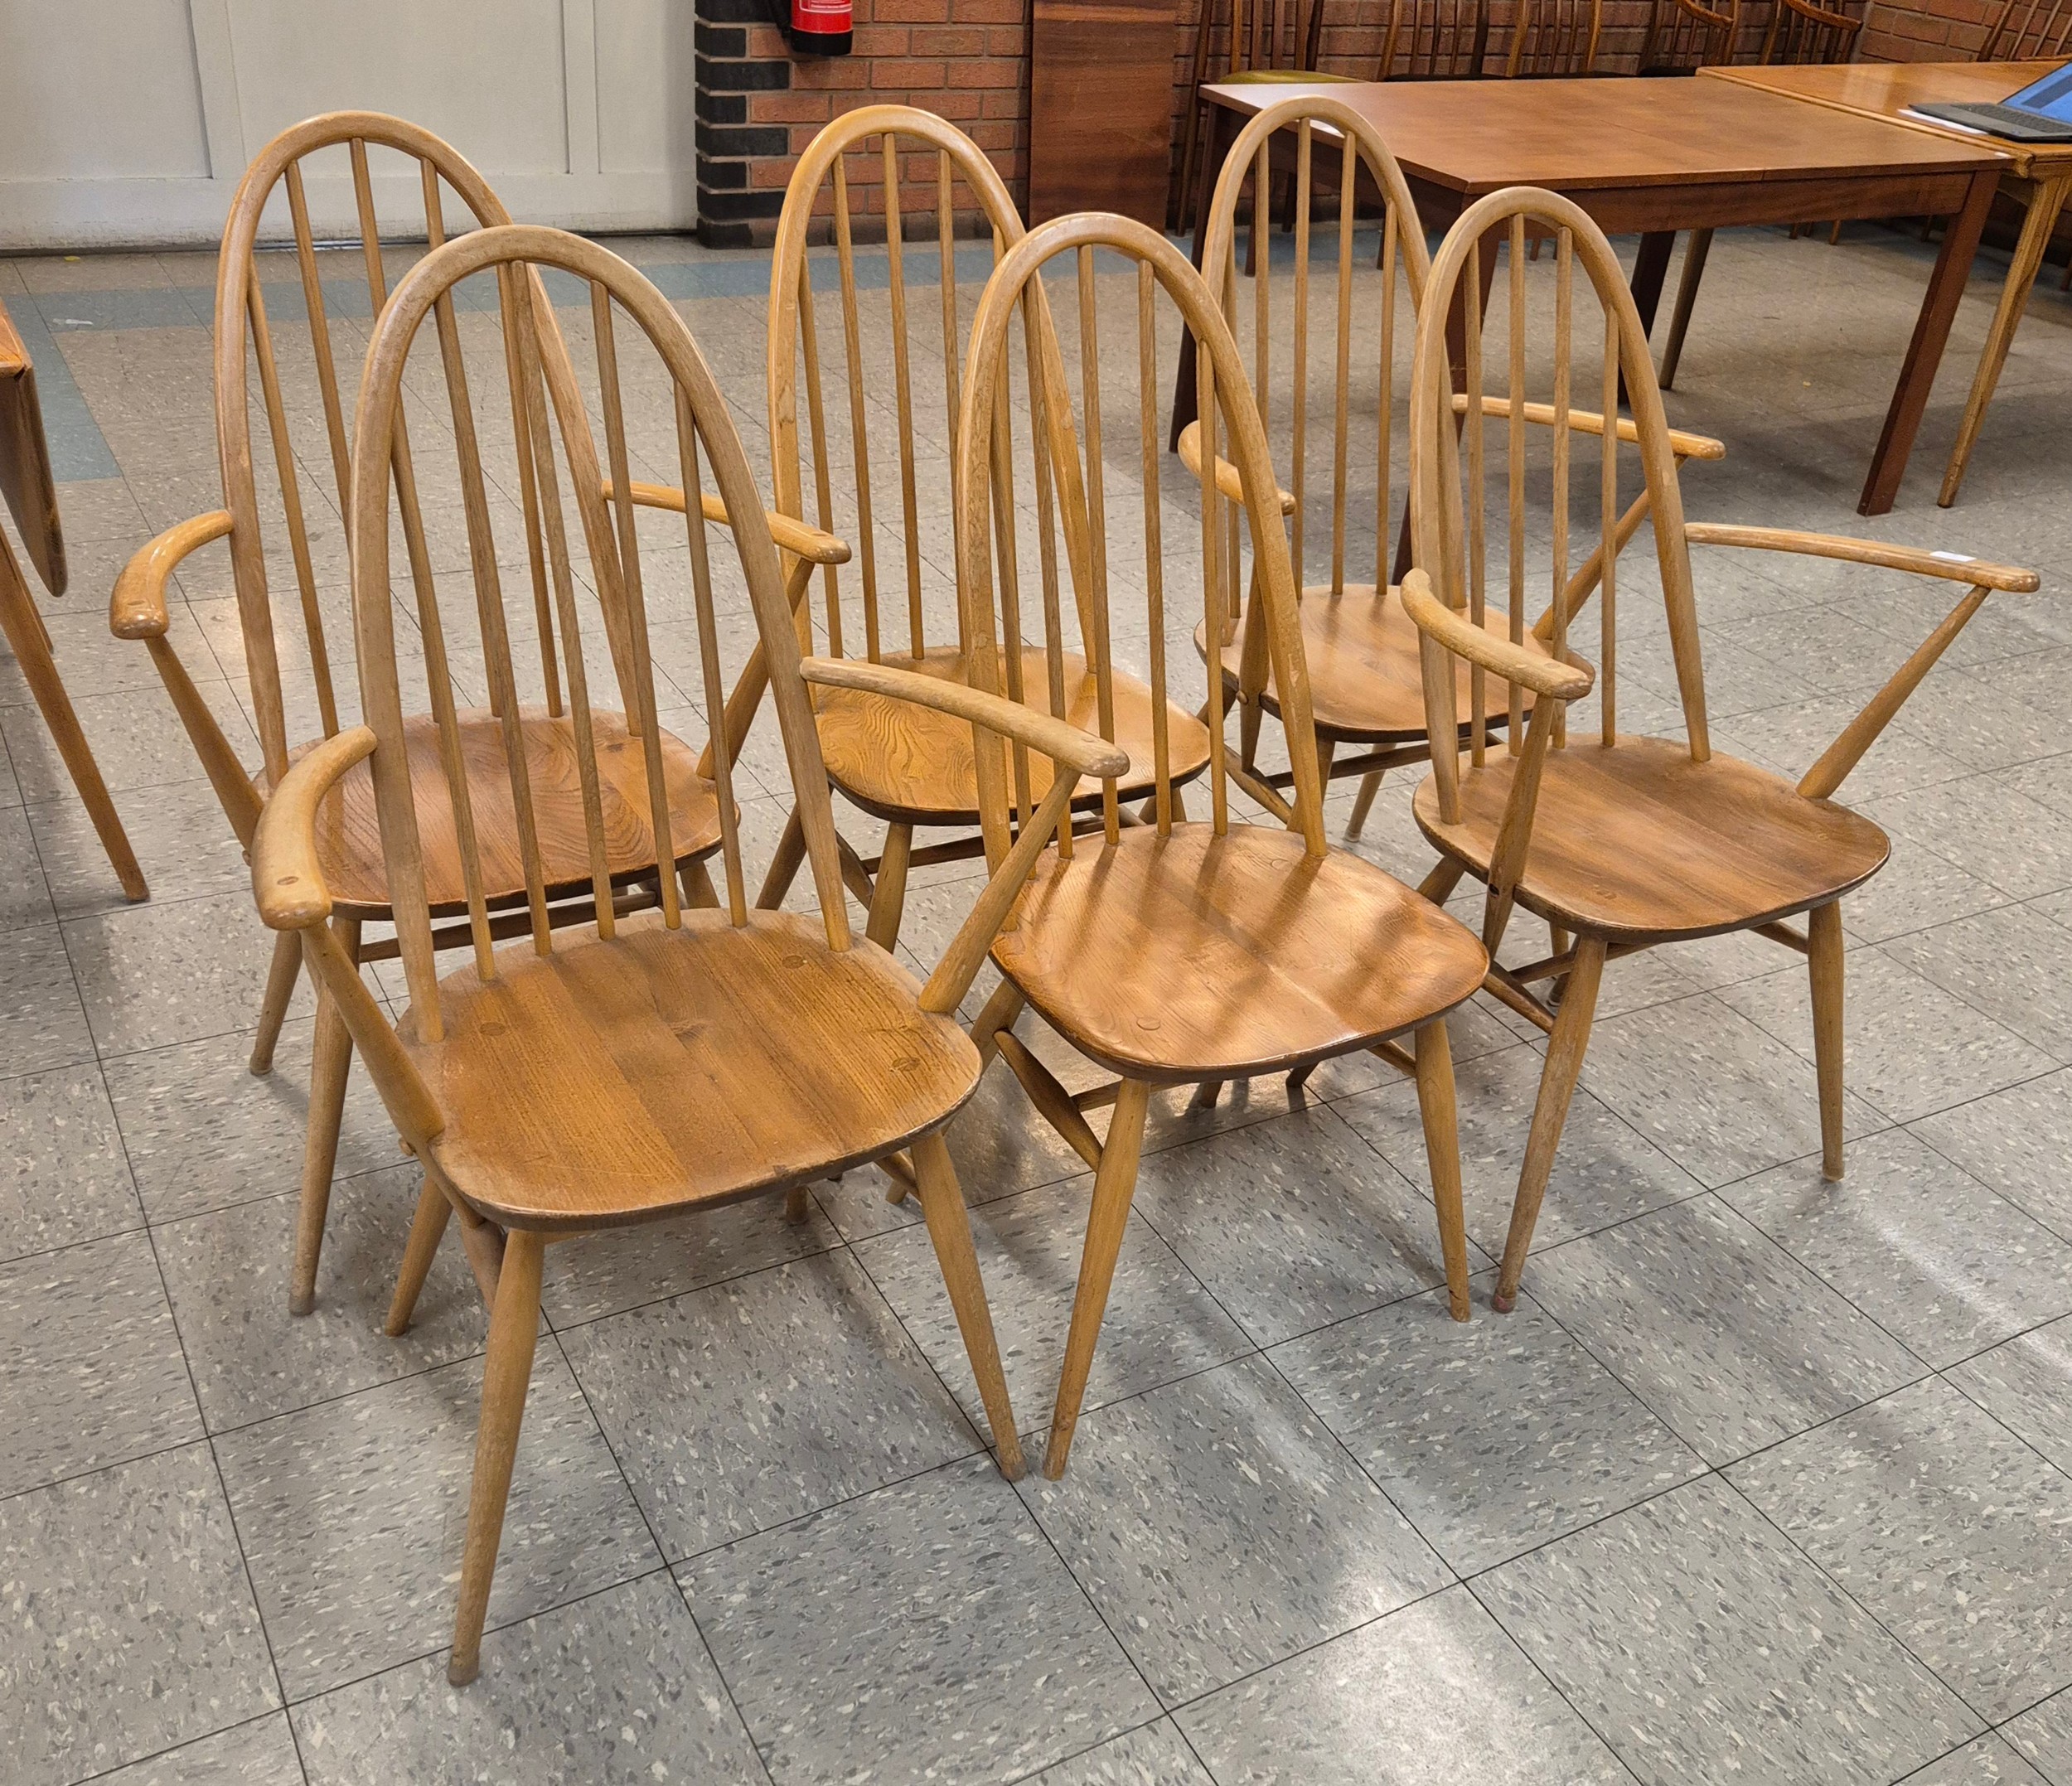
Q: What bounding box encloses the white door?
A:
[0,0,696,249]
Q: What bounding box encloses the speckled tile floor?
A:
[2,219,2071,1786]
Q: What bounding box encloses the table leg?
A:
[1939,172,2070,509]
[1861,170,1994,517]
[1170,98,1242,450]
[1614,230,1677,410]
[1393,225,1500,584]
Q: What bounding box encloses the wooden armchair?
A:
[1380,0,1497,75]
[109,116,829,1318]
[1188,94,1723,837]
[757,107,1209,951]
[1402,189,2037,1312]
[1636,0,1740,73]
[1979,0,2072,55]
[949,212,1490,1479]
[1503,0,1605,74]
[250,224,1098,1682]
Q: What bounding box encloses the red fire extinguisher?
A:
[772,0,850,56]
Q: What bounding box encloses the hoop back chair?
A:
[762,107,1209,951]
[951,213,1488,1478]
[1636,0,1740,73]
[1380,0,1497,75]
[1503,0,1605,74]
[1188,96,1720,840]
[1403,188,2037,1313]
[249,223,1118,1682]
[108,116,775,1320]
[1978,0,2072,55]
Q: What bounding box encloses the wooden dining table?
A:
[1703,58,2072,508]
[1176,75,2012,514]
[0,296,146,900]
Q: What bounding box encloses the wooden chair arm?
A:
[1177,421,1298,516]
[1682,522,2038,593]
[251,724,375,930]
[109,510,234,639]
[1456,394,1726,462]
[1400,572,1595,700]
[600,478,850,566]
[798,656,1130,781]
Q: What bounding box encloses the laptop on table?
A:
[1910,61,2072,143]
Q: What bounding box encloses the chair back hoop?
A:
[349,225,851,1043]
[1505,0,1605,75]
[1758,0,1861,64]
[1381,0,1494,78]
[765,106,1030,670]
[955,212,1328,867]
[1200,94,1431,603]
[214,114,513,783]
[1979,0,2072,56]
[1408,186,1709,829]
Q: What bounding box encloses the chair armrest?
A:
[1177,422,1297,516]
[1455,394,1726,462]
[251,725,375,931]
[1400,574,1595,700]
[799,656,1130,781]
[1682,522,2038,593]
[600,478,850,567]
[109,511,234,639]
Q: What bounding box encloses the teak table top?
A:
[1704,59,2072,180]
[0,297,64,596]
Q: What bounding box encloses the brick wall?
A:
[695,0,1031,246]
[1858,0,2006,58]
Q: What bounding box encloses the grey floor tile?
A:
[541,1193,841,1326]
[1949,1313,2072,1476]
[562,1250,979,1561]
[1883,903,2072,1063]
[0,677,257,803]
[154,1164,485,1431]
[1840,838,2013,947]
[0,922,94,1077]
[0,1061,141,1263]
[1021,1354,1450,1704]
[1129,1104,1475,1347]
[1177,1583,1629,1785]
[1719,949,2055,1125]
[65,891,314,1057]
[0,803,54,930]
[1524,1195,1927,1464]
[0,1229,201,1497]
[1578,991,1885,1188]
[293,1572,762,1784]
[1339,1039,1705,1262]
[1720,1128,2072,1367]
[2006,1688,2072,1784]
[1911,1069,2072,1240]
[680,1454,1156,1784]
[855,1175,1251,1441]
[1030,1721,1212,1785]
[1275,1281,1706,1574]
[1901,1736,2050,1785]
[96,1715,306,1785]
[1729,1378,2072,1722]
[1478,1476,1981,1786]
[28,777,252,922]
[0,1444,278,1786]
[216,1348,659,1701]
[1864,777,2072,903]
[104,1019,397,1224]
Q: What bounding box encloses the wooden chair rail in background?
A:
[1403,185,2038,1314]
[0,298,146,902]
[1980,0,2072,57]
[948,209,1487,1479]
[251,221,1087,1684]
[1636,0,1741,74]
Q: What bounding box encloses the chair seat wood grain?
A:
[1198,584,1547,741]
[271,708,721,918]
[816,644,1212,824]
[1411,733,1890,941]
[991,823,1488,1082]
[404,909,980,1231]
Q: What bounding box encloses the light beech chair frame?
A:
[1405,186,2038,1313]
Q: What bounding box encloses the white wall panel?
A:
[0,0,211,181]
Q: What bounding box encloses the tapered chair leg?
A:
[1659,227,1712,392]
[970,978,1027,1070]
[1045,1077,1151,1479]
[1808,900,1846,1183]
[1495,934,1607,1312]
[249,930,302,1075]
[680,855,721,909]
[1414,1018,1472,1321]
[448,1227,545,1687]
[910,1130,1024,1479]
[755,804,807,909]
[866,820,913,951]
[1345,769,1384,837]
[288,915,361,1316]
[385,1176,453,1336]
